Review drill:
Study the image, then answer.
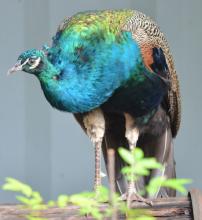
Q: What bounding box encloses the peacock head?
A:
[8,49,47,75]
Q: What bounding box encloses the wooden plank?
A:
[0,196,193,220]
[189,189,202,220]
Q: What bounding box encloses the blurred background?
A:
[0,0,201,202]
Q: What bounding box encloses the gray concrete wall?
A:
[0,0,201,202]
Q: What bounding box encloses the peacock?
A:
[8,9,181,203]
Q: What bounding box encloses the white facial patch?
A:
[29,57,41,69]
[20,58,29,68]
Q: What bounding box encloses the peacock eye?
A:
[28,58,36,65]
[27,57,41,70]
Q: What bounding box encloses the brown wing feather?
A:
[123,10,181,137]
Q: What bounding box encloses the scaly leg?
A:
[124,113,151,206]
[94,141,102,189]
[83,108,105,193]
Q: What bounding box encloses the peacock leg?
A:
[123,113,152,206]
[83,108,105,193]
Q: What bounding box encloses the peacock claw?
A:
[121,192,153,207]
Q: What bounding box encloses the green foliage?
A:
[3,177,33,197]
[119,147,191,197]
[57,195,69,207]
[70,190,103,219]
[119,147,162,180]
[146,177,192,197]
[3,177,46,210]
[2,147,191,220]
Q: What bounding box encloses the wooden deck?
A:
[1,189,201,220]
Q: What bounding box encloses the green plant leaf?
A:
[31,204,47,211]
[31,192,43,204]
[2,177,33,197]
[121,166,132,175]
[133,148,144,160]
[96,186,109,203]
[47,200,55,207]
[162,178,192,195]
[133,165,150,176]
[139,158,162,169]
[16,195,33,205]
[118,148,134,165]
[147,177,192,196]
[146,177,166,196]
[57,195,69,207]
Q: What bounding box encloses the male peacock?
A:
[8,10,180,203]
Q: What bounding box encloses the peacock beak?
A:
[7,60,23,75]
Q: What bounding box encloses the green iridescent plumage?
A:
[59,10,134,38]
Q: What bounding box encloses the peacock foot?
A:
[121,191,153,207]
